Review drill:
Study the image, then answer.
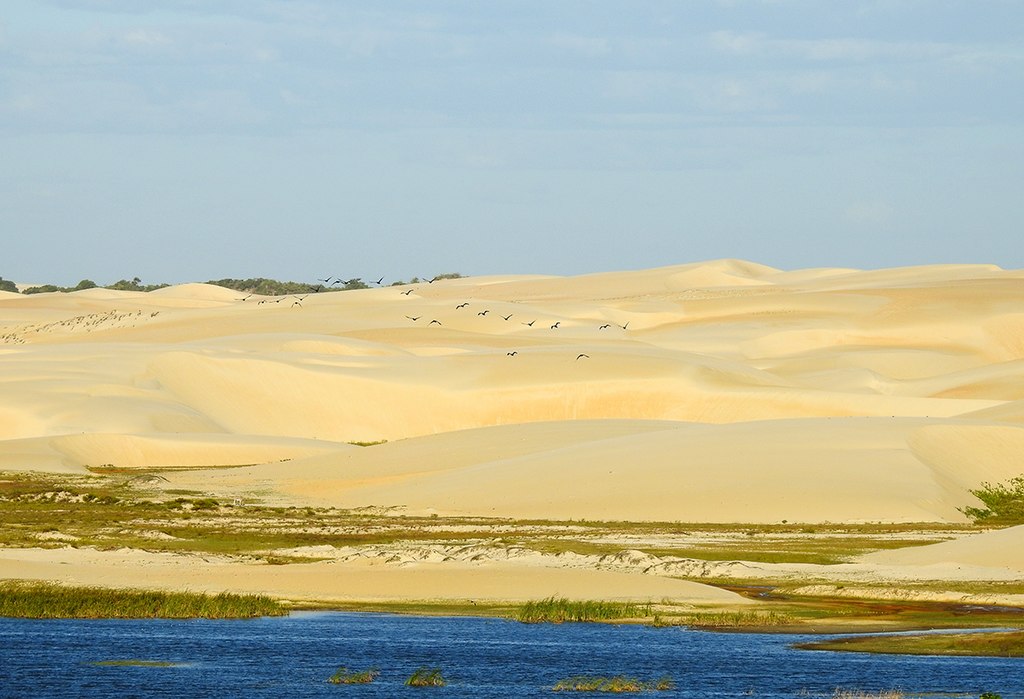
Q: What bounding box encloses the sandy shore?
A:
[2,260,1023,604]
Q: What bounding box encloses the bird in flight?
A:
[456,302,469,309]
[502,313,513,321]
[373,276,384,286]
[429,319,442,325]
[550,321,561,329]
[477,310,489,316]
[401,289,414,296]
[522,320,536,327]
[507,351,518,356]
[599,324,612,330]
[576,353,590,360]
[620,322,629,330]
[317,276,332,284]
[405,315,421,321]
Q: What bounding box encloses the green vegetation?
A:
[961,475,1024,524]
[516,597,651,624]
[405,667,446,687]
[3,470,1023,642]
[4,272,465,296]
[797,629,1024,657]
[20,277,167,294]
[328,667,379,684]
[90,660,179,667]
[552,676,673,692]
[0,581,285,619]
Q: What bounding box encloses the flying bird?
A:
[373,276,384,286]
[619,321,629,330]
[401,289,414,295]
[522,320,536,327]
[576,353,590,360]
[317,276,332,284]
[502,313,513,321]
[507,351,518,356]
[477,310,489,316]
[456,302,469,309]
[406,315,421,321]
[550,322,561,329]
[429,319,442,325]
[599,324,612,330]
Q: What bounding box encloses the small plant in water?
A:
[327,667,379,684]
[405,667,445,687]
[553,675,674,692]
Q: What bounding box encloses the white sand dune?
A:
[862,524,1024,573]
[2,261,1023,527]
[0,546,750,605]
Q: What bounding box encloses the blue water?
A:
[0,612,1019,698]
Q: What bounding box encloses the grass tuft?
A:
[328,667,379,684]
[0,581,285,619]
[405,667,446,687]
[517,596,651,623]
[553,675,674,692]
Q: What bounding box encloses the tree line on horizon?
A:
[0,273,463,296]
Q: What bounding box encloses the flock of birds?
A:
[237,274,632,361]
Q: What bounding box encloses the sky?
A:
[2,0,1022,286]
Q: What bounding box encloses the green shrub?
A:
[961,476,1024,524]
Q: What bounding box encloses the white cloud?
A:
[845,200,894,225]
[121,29,171,47]
[546,33,611,58]
[709,30,765,55]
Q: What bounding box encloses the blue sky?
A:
[2,1,1022,285]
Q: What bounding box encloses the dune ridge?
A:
[3,260,1024,598]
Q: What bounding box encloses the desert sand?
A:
[2,260,1023,605]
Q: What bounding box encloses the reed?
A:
[516,596,651,623]
[405,667,446,687]
[552,675,674,692]
[327,667,379,684]
[0,581,285,619]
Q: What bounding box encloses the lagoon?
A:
[0,612,1019,698]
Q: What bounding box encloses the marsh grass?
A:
[90,660,179,667]
[798,630,1024,657]
[553,676,674,692]
[0,581,285,619]
[405,667,446,687]
[517,596,651,623]
[328,667,379,684]
[655,609,796,628]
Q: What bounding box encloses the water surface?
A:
[0,612,1019,697]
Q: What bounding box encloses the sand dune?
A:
[0,546,747,605]
[862,524,1024,573]
[2,261,1023,526]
